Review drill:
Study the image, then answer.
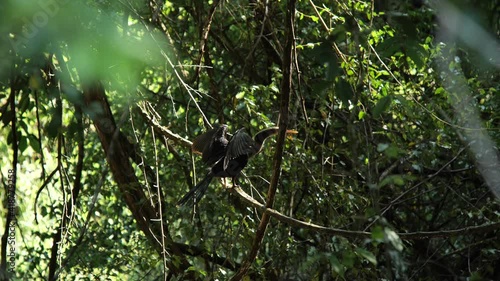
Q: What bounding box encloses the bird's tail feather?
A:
[177,173,214,206]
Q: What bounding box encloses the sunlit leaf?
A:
[355,248,377,265]
[384,228,403,251]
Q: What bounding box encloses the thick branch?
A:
[230,186,500,240]
[1,76,20,277]
[82,82,191,275]
[231,0,296,279]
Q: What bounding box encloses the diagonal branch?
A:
[231,0,296,279]
[193,0,220,83]
[137,101,192,148]
[82,82,191,276]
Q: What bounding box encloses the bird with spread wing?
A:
[177,125,296,206]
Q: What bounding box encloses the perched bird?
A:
[191,124,229,166]
[223,127,278,179]
[177,124,230,206]
[177,126,296,206]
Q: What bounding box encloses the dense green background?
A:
[1,0,499,280]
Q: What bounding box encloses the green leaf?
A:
[329,254,344,277]
[336,79,353,104]
[377,143,389,152]
[355,248,377,265]
[407,43,427,69]
[18,134,28,152]
[376,37,400,57]
[270,85,279,93]
[28,133,41,154]
[342,251,355,268]
[378,175,406,188]
[435,87,446,95]
[358,110,366,120]
[46,113,62,138]
[469,271,484,281]
[371,226,384,242]
[384,144,401,158]
[1,108,14,126]
[372,95,392,117]
[18,92,32,112]
[384,227,404,251]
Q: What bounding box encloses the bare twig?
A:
[151,122,170,279]
[308,0,346,62]
[137,101,193,148]
[34,90,46,179]
[193,0,221,83]
[137,101,194,191]
[48,93,65,281]
[364,146,469,231]
[34,168,58,224]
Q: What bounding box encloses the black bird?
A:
[176,124,229,206]
[177,126,296,206]
[191,124,229,166]
[222,127,274,179]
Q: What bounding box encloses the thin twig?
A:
[137,101,193,148]
[364,146,469,231]
[193,0,221,83]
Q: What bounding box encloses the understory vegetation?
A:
[1,0,499,280]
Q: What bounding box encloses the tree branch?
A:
[230,186,500,240]
[137,101,193,148]
[231,0,296,279]
[82,82,191,276]
[1,73,20,278]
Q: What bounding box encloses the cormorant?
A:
[177,126,296,206]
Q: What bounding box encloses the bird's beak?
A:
[285,129,298,140]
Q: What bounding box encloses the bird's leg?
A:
[231,177,239,188]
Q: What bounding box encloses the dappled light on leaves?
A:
[1,0,499,280]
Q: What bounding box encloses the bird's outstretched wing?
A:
[192,125,221,154]
[224,128,259,170]
[192,124,229,165]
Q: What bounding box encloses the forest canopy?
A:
[1,0,500,280]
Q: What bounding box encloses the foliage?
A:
[1,0,499,280]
